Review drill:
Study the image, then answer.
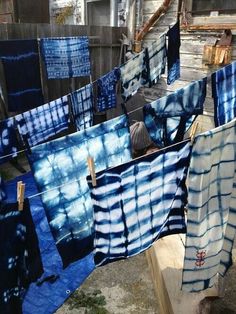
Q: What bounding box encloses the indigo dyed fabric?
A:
[88,140,191,266]
[0,40,44,112]
[5,173,95,314]
[182,118,236,292]
[70,85,93,131]
[120,50,148,101]
[167,21,181,85]
[15,96,69,147]
[146,34,167,87]
[212,61,236,127]
[143,78,207,147]
[0,117,18,164]
[40,37,91,79]
[0,175,6,201]
[29,115,132,268]
[97,67,120,112]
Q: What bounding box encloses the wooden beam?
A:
[181,24,236,31]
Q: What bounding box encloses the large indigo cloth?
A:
[143,78,207,147]
[120,50,148,101]
[0,40,44,112]
[182,118,236,292]
[96,67,120,112]
[70,85,93,131]
[87,140,191,266]
[146,34,167,87]
[28,115,132,268]
[40,37,91,79]
[5,172,95,314]
[212,61,236,127]
[167,21,181,85]
[15,96,69,147]
[0,117,18,164]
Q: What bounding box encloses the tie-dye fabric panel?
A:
[0,175,6,201]
[87,140,191,267]
[212,61,236,126]
[143,78,206,147]
[0,117,18,164]
[15,96,69,147]
[96,67,120,112]
[70,84,93,131]
[182,118,236,292]
[40,37,91,79]
[0,40,44,112]
[146,34,167,87]
[29,115,132,268]
[167,21,181,85]
[120,50,148,101]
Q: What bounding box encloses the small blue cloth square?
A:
[96,67,120,112]
[70,84,93,131]
[40,37,91,79]
[167,21,181,85]
[15,96,69,147]
[0,117,18,164]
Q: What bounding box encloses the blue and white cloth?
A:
[212,61,236,127]
[0,39,44,112]
[15,96,69,147]
[146,34,167,87]
[40,37,91,79]
[0,117,18,164]
[96,67,120,112]
[167,21,181,85]
[70,85,93,131]
[120,50,148,101]
[182,118,236,292]
[87,140,191,267]
[143,78,207,147]
[0,175,6,202]
[28,115,132,268]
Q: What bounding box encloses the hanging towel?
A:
[28,115,132,268]
[0,40,44,112]
[143,78,207,147]
[182,118,236,292]
[0,117,18,164]
[0,199,43,314]
[40,37,91,79]
[120,49,148,101]
[87,140,191,267]
[70,84,93,131]
[15,96,69,147]
[167,21,181,85]
[96,67,121,112]
[212,61,236,127]
[146,34,167,87]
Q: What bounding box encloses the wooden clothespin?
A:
[190,122,199,144]
[17,181,25,211]
[87,156,97,187]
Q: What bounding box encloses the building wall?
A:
[0,0,14,23]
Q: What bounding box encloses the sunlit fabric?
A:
[0,117,18,164]
[167,21,181,85]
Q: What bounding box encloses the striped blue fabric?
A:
[0,40,44,112]
[182,118,236,292]
[212,61,236,127]
[40,37,91,79]
[87,140,191,267]
[0,117,18,164]
[70,84,93,131]
[15,96,69,147]
[28,115,132,268]
[143,78,207,147]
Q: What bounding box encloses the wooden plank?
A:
[182,23,236,31]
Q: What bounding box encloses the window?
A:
[192,0,236,16]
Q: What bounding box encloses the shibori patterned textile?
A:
[40,37,91,79]
[167,21,181,85]
[120,49,148,101]
[70,84,93,131]
[0,40,44,112]
[182,118,236,292]
[96,67,121,112]
[143,78,207,148]
[28,115,132,268]
[87,140,191,267]
[0,175,6,202]
[0,117,18,164]
[0,199,43,314]
[15,96,69,147]
[146,34,167,87]
[212,61,236,127]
